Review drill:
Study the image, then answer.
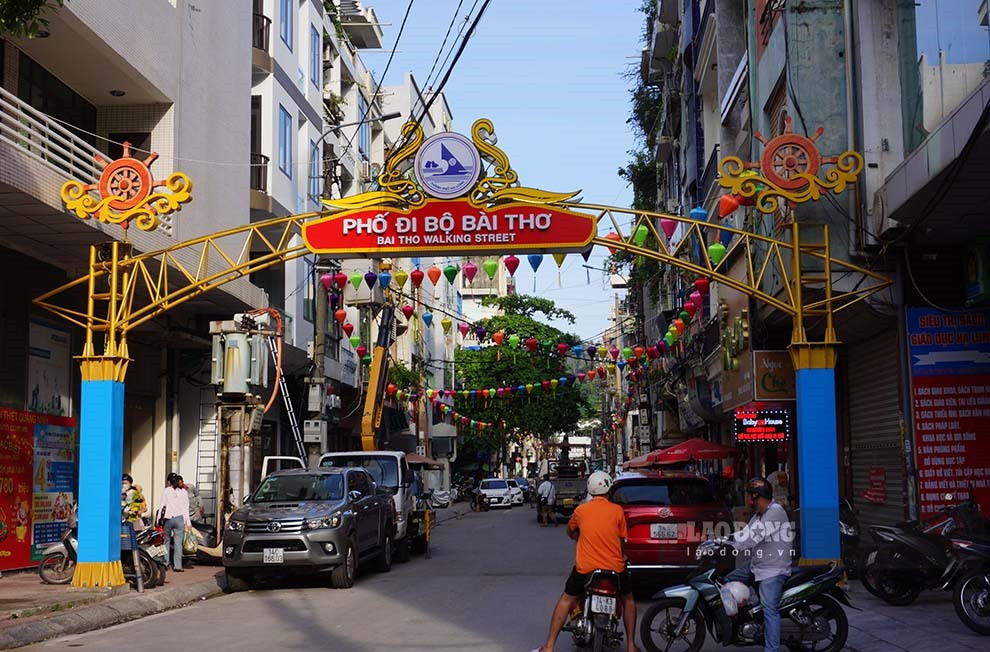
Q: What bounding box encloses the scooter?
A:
[38,512,78,585]
[639,541,853,652]
[563,569,625,651]
[792,497,861,577]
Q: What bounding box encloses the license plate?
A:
[590,595,616,614]
[563,498,574,506]
[147,544,168,559]
[650,523,679,540]
[866,550,877,565]
[263,548,284,564]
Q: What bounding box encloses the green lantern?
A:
[708,242,727,266]
[633,224,649,246]
[509,334,520,348]
[443,264,458,284]
[361,354,372,366]
[482,259,498,280]
[350,273,363,289]
[679,310,690,322]
[349,335,361,348]
[622,346,632,359]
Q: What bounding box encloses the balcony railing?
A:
[252,13,271,52]
[699,143,720,204]
[250,152,269,192]
[0,84,101,183]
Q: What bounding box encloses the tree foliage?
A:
[0,1,65,38]
[480,294,575,323]
[454,296,593,453]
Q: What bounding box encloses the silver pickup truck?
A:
[222,467,395,591]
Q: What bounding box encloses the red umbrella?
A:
[650,438,740,465]
[623,452,655,470]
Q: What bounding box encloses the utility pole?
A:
[308,259,336,461]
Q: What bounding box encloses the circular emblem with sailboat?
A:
[414,132,481,199]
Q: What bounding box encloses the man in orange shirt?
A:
[536,471,638,652]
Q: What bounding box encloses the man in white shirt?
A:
[537,475,556,527]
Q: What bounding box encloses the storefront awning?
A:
[406,453,443,469]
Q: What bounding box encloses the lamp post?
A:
[310,110,402,454]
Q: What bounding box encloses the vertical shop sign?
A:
[862,467,887,504]
[27,319,72,417]
[0,409,37,570]
[32,417,76,560]
[907,308,990,516]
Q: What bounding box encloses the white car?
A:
[478,479,513,508]
[505,479,525,506]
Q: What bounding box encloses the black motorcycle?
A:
[563,569,626,651]
[859,495,990,606]
[951,538,990,635]
[793,497,861,577]
[640,542,852,652]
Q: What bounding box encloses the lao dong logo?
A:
[414,132,481,200]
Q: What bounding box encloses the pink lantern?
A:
[504,255,520,277]
[609,347,620,360]
[319,273,334,291]
[462,261,478,283]
[458,322,470,337]
[401,305,415,320]
[660,218,677,239]
[690,290,703,308]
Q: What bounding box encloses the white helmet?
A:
[719,581,752,616]
[587,471,613,496]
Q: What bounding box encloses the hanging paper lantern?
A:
[443,263,458,284]
[349,335,361,348]
[719,194,741,218]
[509,334,520,348]
[401,305,415,320]
[364,271,378,289]
[387,383,397,396]
[525,384,533,395]
[660,218,677,240]
[441,317,452,333]
[542,339,553,354]
[605,231,622,254]
[481,389,489,399]
[617,359,626,370]
[396,323,408,337]
[577,372,586,382]
[581,248,592,262]
[394,268,408,289]
[541,380,551,392]
[738,170,758,206]
[504,255,520,277]
[525,337,538,353]
[609,347,620,360]
[587,345,598,359]
[329,293,340,310]
[482,259,498,280]
[458,322,470,337]
[597,367,606,376]
[679,310,690,323]
[695,278,710,295]
[664,333,673,347]
[690,290,703,308]
[633,224,649,247]
[646,346,659,360]
[527,254,543,272]
[362,354,372,366]
[492,331,505,347]
[462,261,478,283]
[557,342,569,356]
[607,363,616,373]
[674,319,685,334]
[634,346,645,359]
[334,272,348,289]
[342,322,354,336]
[690,206,709,222]
[708,242,727,266]
[622,346,632,360]
[552,253,567,268]
[378,271,392,289]
[319,272,334,291]
[475,326,487,341]
[357,345,367,359]
[720,228,732,248]
[350,273,363,289]
[599,348,609,361]
[684,302,697,318]
[427,265,443,286]
[550,378,559,391]
[422,312,433,327]
[410,268,425,288]
[587,369,596,380]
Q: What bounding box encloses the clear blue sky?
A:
[368,0,644,341]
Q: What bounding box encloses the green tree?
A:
[0,1,65,38]
[453,296,594,463]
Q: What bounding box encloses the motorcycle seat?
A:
[783,565,832,590]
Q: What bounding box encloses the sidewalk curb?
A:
[0,576,225,650]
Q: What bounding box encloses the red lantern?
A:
[695,278,710,295]
[634,346,645,359]
[525,337,538,352]
[342,322,354,336]
[410,268,425,288]
[356,345,367,359]
[719,194,740,218]
[492,331,505,346]
[684,302,697,318]
[587,370,597,380]
[401,305,415,320]
[557,342,569,356]
[541,380,551,392]
[387,383,397,396]
[605,231,622,254]
[334,272,348,289]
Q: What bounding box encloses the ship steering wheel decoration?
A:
[61,142,192,233]
[718,116,863,215]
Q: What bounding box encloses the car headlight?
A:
[839,522,858,537]
[306,513,342,529]
[226,519,245,532]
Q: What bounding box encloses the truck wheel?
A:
[374,533,393,573]
[330,537,357,588]
[394,535,411,563]
[224,568,252,593]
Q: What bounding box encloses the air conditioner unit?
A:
[358,160,372,181]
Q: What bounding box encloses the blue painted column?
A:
[73,379,126,586]
[794,364,841,560]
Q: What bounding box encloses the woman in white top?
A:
[160,472,191,571]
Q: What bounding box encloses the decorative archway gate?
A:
[36,119,889,586]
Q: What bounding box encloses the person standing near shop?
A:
[537,474,557,526]
[160,473,191,572]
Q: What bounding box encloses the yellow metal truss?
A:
[33,203,890,376]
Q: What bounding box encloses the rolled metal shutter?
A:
[847,331,905,527]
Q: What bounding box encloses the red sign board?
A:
[733,407,791,442]
[862,467,887,504]
[303,199,596,257]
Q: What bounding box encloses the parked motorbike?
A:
[639,542,852,652]
[38,510,78,585]
[859,493,990,606]
[563,569,625,652]
[135,525,169,587]
[951,539,990,635]
[471,488,490,512]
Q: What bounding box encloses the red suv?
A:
[610,471,729,579]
